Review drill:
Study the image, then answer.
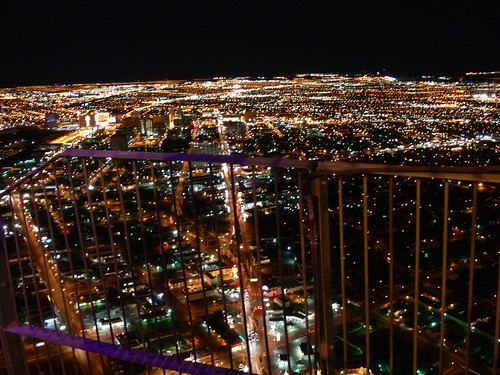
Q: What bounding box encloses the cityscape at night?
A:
[0,1,499,375]
[0,73,498,375]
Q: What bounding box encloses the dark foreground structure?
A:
[0,149,499,375]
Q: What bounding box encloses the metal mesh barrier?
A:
[0,149,498,375]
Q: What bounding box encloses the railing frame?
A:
[0,149,499,375]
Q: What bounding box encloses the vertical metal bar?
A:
[82,159,111,345]
[388,177,395,375]
[80,159,109,372]
[312,175,335,374]
[493,246,500,374]
[304,175,320,375]
[465,183,477,374]
[8,192,42,374]
[132,160,162,353]
[413,179,421,375]
[311,211,320,375]
[251,165,272,374]
[113,159,147,353]
[62,160,97,342]
[167,161,198,362]
[363,175,371,372]
[150,162,180,359]
[338,176,348,373]
[18,185,47,334]
[24,180,55,374]
[41,178,92,375]
[229,163,252,373]
[0,214,20,324]
[273,168,292,375]
[208,162,234,371]
[7,193,28,325]
[29,180,66,375]
[0,303,28,375]
[0,214,29,375]
[149,165,168,375]
[186,161,215,366]
[96,158,130,349]
[64,159,96,373]
[299,172,312,374]
[438,181,449,375]
[52,162,94,344]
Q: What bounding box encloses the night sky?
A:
[1,1,499,87]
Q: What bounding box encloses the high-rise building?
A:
[121,111,141,134]
[44,112,59,128]
[79,113,96,129]
[140,117,154,136]
[223,120,247,139]
[190,141,223,155]
[110,131,129,151]
[95,112,110,126]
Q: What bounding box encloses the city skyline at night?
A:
[0,73,498,375]
[0,2,499,374]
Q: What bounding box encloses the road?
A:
[12,194,105,375]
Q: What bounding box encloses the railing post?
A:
[311,175,335,374]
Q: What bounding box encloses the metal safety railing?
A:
[0,149,498,375]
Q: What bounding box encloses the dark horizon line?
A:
[1,69,498,90]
